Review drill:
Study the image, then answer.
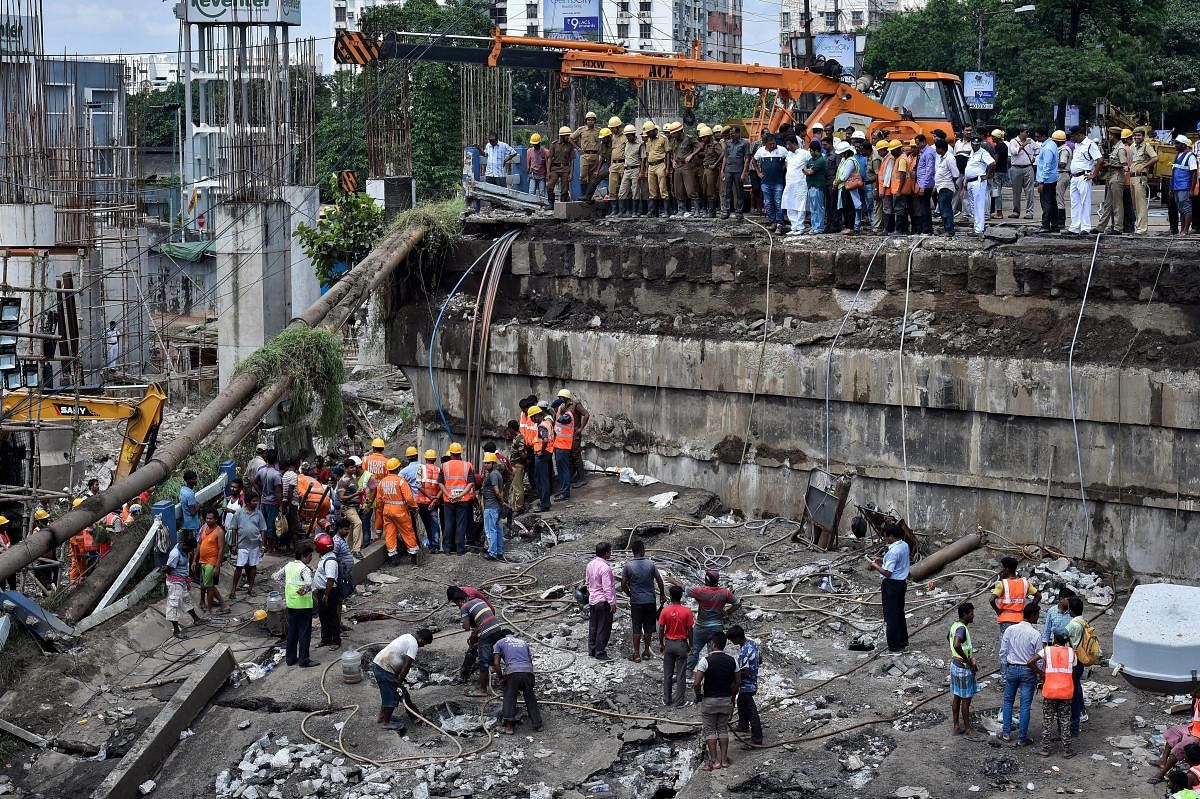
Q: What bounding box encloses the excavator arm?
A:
[0,386,166,483]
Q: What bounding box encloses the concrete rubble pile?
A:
[1032,558,1115,606]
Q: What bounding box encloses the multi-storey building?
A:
[331,0,403,35]
[779,0,911,67]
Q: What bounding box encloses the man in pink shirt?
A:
[585,541,617,660]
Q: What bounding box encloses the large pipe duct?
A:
[908,528,987,583]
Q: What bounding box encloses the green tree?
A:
[294,178,385,287]
[313,72,367,202]
[360,0,493,199]
[694,87,758,126]
[127,86,183,148]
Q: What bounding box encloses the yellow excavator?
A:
[0,386,166,482]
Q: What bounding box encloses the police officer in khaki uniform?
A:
[546,126,575,206]
[665,121,700,218]
[1055,131,1071,229]
[1127,126,1158,235]
[698,124,724,218]
[617,124,643,217]
[605,116,625,215]
[572,111,602,201]
[1096,126,1128,234]
[641,120,670,218]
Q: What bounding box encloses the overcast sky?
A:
[40,0,781,67]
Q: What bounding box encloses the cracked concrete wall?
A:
[389,226,1200,577]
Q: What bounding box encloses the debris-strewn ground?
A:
[0,467,1190,799]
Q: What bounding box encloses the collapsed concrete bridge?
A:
[387,215,1200,578]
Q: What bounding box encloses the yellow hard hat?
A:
[371,437,385,449]
[1121,128,1133,139]
[448,442,464,455]
[253,609,268,622]
[0,515,8,526]
[664,121,684,134]
[558,126,572,136]
[608,116,622,128]
[72,498,84,508]
[585,111,597,120]
[1051,129,1067,142]
[424,449,438,460]
[698,124,713,137]
[529,132,542,145]
[405,446,419,458]
[558,389,573,399]
[874,139,889,150]
[599,127,612,139]
[483,452,498,464]
[712,124,724,134]
[623,124,636,135]
[887,139,902,151]
[385,457,402,471]
[33,508,50,521]
[990,128,1004,138]
[642,120,657,133]
[526,405,543,418]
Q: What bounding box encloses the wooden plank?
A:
[0,718,49,748]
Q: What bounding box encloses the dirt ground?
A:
[0,468,1189,799]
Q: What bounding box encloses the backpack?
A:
[1074,619,1102,666]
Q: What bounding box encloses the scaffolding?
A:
[461,63,513,149]
[365,60,413,178]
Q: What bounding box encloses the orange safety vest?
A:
[417,463,441,504]
[442,458,476,502]
[377,474,414,511]
[519,412,538,447]
[996,577,1031,624]
[298,475,331,516]
[1041,645,1076,700]
[877,153,895,196]
[363,452,388,479]
[554,414,575,450]
[535,418,556,454]
[1191,698,1200,739]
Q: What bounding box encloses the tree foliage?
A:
[295,177,385,288]
[694,87,757,126]
[863,0,1199,128]
[360,0,494,199]
[314,72,367,202]
[127,86,183,149]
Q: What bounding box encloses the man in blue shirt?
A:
[1036,130,1062,232]
[483,133,517,186]
[868,520,910,652]
[752,134,788,232]
[914,134,937,234]
[727,625,763,745]
[1041,587,1075,644]
[179,470,200,541]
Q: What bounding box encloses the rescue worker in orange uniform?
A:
[376,457,419,566]
[360,438,388,546]
[518,395,540,500]
[68,497,97,582]
[416,449,443,554]
[439,443,478,556]
[876,139,897,233]
[297,465,332,536]
[990,555,1038,682]
[1038,630,1077,758]
[552,403,575,501]
[527,406,554,512]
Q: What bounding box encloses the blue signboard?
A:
[544,0,601,40]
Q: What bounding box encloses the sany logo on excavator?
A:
[53,404,98,417]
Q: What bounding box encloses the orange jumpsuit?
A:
[69,529,96,582]
[376,473,418,555]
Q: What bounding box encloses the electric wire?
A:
[1068,231,1102,559]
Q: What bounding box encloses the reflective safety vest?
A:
[284,560,313,609]
[519,412,537,447]
[417,463,441,504]
[1191,698,1200,739]
[442,458,476,502]
[554,415,575,450]
[363,452,388,478]
[535,418,556,455]
[1041,645,1075,700]
[878,153,896,196]
[377,474,414,511]
[997,578,1032,623]
[948,620,973,660]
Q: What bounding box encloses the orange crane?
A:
[338,29,971,141]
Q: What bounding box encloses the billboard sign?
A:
[544,0,600,41]
[964,71,996,110]
[813,33,855,76]
[178,0,302,26]
[0,15,34,55]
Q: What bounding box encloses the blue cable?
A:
[428,230,519,436]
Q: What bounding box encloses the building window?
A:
[526,3,537,16]
[781,11,789,28]
[617,22,629,37]
[851,10,863,26]
[346,11,354,22]
[640,22,652,37]
[335,5,346,21]
[619,0,629,11]
[639,0,651,12]
[823,10,836,28]
[527,24,539,35]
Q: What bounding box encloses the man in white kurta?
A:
[782,135,811,237]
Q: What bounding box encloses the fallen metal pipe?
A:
[0,224,429,601]
[908,528,987,583]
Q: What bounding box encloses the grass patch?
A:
[152,445,232,506]
[386,196,464,261]
[233,326,346,436]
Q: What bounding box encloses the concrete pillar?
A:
[281,185,321,315]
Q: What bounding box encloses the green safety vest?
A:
[284,560,313,609]
[948,621,973,660]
